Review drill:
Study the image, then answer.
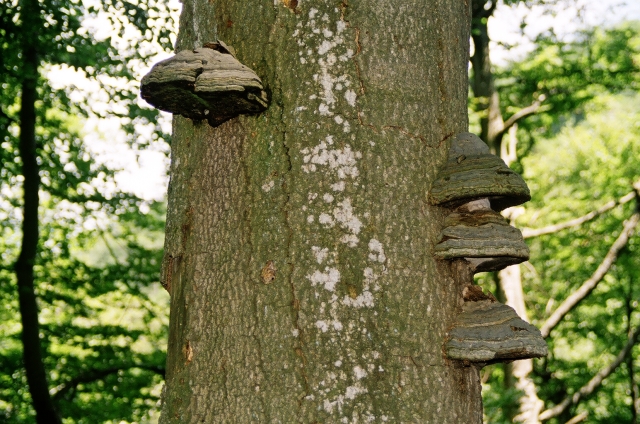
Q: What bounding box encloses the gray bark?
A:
[159,1,480,422]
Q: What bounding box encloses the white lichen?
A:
[261,180,275,192]
[342,290,374,308]
[331,181,345,192]
[368,238,386,263]
[353,366,368,380]
[345,89,357,107]
[345,384,367,400]
[312,246,329,264]
[333,198,362,235]
[318,213,335,227]
[307,267,340,291]
[316,320,329,332]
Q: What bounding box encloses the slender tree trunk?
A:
[15,0,61,422]
[500,266,544,424]
[159,0,482,422]
[471,0,503,153]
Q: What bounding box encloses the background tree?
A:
[0,0,175,421]
[156,0,484,422]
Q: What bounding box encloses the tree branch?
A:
[565,412,588,424]
[50,364,165,401]
[522,191,636,239]
[540,212,640,338]
[539,324,640,421]
[494,100,543,142]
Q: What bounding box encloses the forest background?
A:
[1,0,640,422]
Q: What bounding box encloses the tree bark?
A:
[15,0,61,422]
[159,0,481,422]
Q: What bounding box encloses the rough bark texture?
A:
[159,1,480,422]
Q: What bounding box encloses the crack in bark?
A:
[251,294,270,420]
[351,26,365,95]
[342,17,441,149]
[275,76,311,407]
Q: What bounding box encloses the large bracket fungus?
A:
[445,298,548,364]
[431,132,547,364]
[430,132,530,211]
[140,40,268,127]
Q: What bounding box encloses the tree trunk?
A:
[16,0,62,422]
[159,1,480,422]
[470,0,503,153]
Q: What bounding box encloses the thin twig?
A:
[565,412,588,424]
[522,191,636,239]
[50,364,165,401]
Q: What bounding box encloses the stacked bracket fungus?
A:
[431,132,547,364]
[140,40,268,127]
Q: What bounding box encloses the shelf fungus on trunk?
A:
[433,203,529,272]
[445,297,548,364]
[429,132,530,211]
[140,40,268,127]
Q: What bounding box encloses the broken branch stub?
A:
[434,209,529,272]
[430,132,530,211]
[446,299,548,364]
[140,44,268,127]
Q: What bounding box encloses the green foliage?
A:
[1,157,170,422]
[481,92,640,422]
[482,365,523,423]
[522,92,640,423]
[494,22,640,166]
[0,0,175,422]
[476,19,640,422]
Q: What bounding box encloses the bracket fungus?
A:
[433,204,529,272]
[140,40,268,127]
[431,133,547,364]
[429,132,530,211]
[445,298,548,364]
